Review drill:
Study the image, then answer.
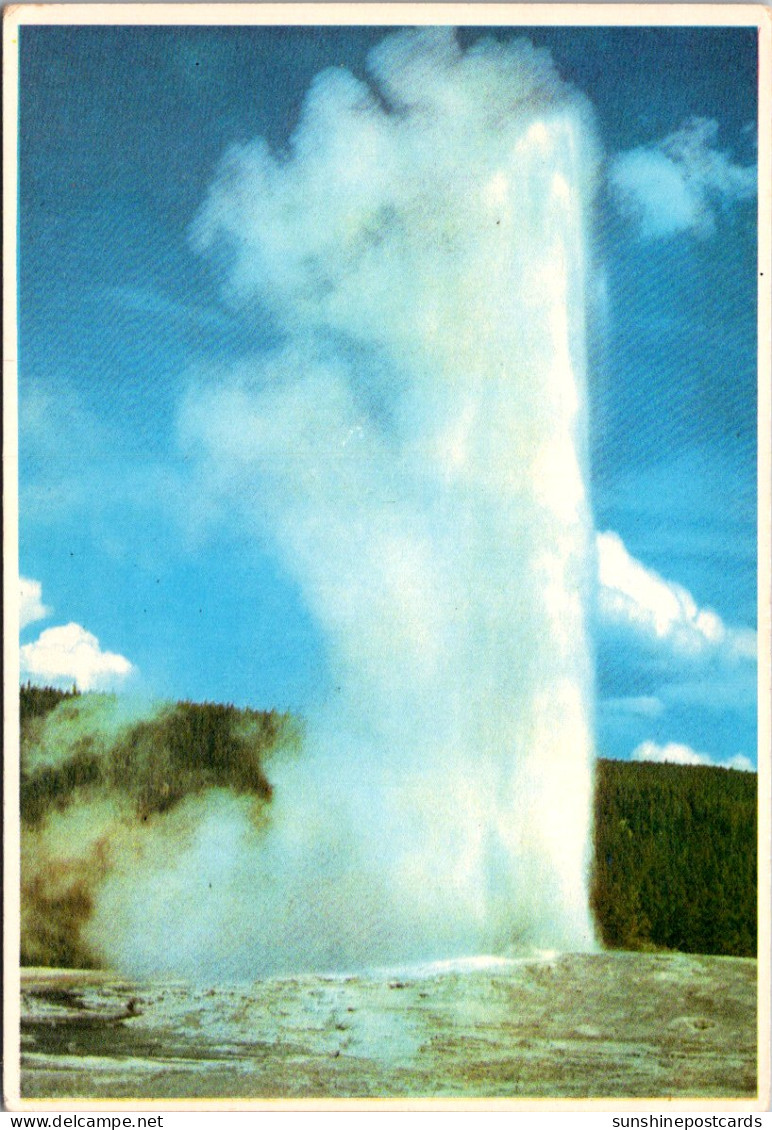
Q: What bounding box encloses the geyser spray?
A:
[66,29,600,978]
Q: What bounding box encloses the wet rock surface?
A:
[20,952,757,1100]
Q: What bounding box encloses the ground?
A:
[17,951,757,1101]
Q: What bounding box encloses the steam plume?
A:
[181,29,599,972]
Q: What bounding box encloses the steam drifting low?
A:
[25,29,601,978]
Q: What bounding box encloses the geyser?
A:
[38,29,601,978]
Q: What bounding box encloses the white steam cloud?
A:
[94,29,602,977]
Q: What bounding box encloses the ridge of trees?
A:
[20,686,757,960]
[20,685,298,824]
[592,757,756,957]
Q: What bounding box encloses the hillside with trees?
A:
[591,757,756,957]
[19,686,757,962]
[20,684,297,826]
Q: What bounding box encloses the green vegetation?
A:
[20,685,297,825]
[104,699,279,819]
[20,685,300,968]
[20,681,79,723]
[22,874,100,971]
[592,757,756,957]
[20,687,757,962]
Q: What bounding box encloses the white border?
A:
[1,2,771,24]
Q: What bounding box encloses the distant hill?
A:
[19,686,757,962]
[19,685,299,968]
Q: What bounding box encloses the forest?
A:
[20,684,757,963]
[20,686,293,825]
[591,755,756,957]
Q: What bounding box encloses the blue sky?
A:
[16,24,759,770]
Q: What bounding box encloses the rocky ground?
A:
[17,951,757,1101]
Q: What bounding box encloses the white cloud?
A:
[609,117,756,240]
[20,623,135,692]
[724,753,756,773]
[597,530,756,662]
[20,577,51,629]
[632,740,754,773]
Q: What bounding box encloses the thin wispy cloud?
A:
[609,117,756,240]
[601,695,664,719]
[19,380,109,459]
[596,530,756,748]
[20,375,195,543]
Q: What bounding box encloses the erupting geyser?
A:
[80,29,600,977]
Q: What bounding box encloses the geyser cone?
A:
[91,29,600,978]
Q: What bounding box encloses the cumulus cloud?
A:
[20,623,135,692]
[632,740,754,773]
[597,530,756,662]
[609,117,756,240]
[20,577,51,630]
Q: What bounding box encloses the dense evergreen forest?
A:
[20,685,757,961]
[592,757,756,957]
